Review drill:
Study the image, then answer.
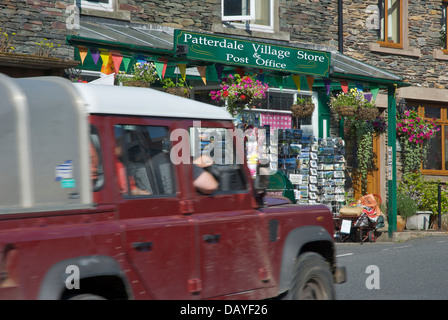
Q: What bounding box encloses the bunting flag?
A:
[177,63,187,80]
[90,48,100,65]
[100,50,115,75]
[100,50,110,67]
[111,52,123,72]
[355,82,364,92]
[370,86,380,101]
[323,78,332,95]
[154,58,168,79]
[122,56,132,73]
[78,47,88,65]
[340,80,348,93]
[364,93,373,102]
[292,75,301,92]
[306,76,314,92]
[215,64,224,80]
[197,66,207,85]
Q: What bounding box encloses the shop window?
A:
[222,0,274,31]
[114,125,176,197]
[378,0,403,48]
[79,0,114,12]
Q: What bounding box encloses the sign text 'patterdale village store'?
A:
[174,30,331,77]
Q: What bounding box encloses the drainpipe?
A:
[338,0,343,53]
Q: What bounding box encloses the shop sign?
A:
[174,30,331,77]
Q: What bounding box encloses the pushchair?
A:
[334,194,385,243]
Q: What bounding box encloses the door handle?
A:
[132,241,153,252]
[203,234,221,244]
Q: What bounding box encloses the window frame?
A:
[79,0,114,12]
[221,0,275,32]
[377,0,403,49]
[442,1,448,54]
[416,104,448,175]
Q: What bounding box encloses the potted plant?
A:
[162,77,192,98]
[116,61,158,88]
[291,96,315,118]
[396,189,418,231]
[357,101,379,120]
[329,88,364,117]
[210,73,268,115]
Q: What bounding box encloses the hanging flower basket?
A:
[357,106,379,120]
[122,80,151,88]
[335,105,356,117]
[291,103,315,118]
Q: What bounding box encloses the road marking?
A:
[393,245,412,249]
[336,253,354,258]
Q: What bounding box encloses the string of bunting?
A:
[77,46,383,100]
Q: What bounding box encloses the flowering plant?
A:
[396,108,439,144]
[397,108,440,174]
[210,74,268,114]
[0,29,15,52]
[35,38,60,57]
[116,61,158,87]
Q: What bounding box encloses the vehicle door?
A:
[186,120,272,298]
[110,117,196,300]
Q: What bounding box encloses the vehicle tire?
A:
[67,293,106,300]
[289,252,335,300]
[368,230,376,243]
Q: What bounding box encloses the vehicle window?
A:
[190,126,247,194]
[90,125,104,192]
[114,124,176,197]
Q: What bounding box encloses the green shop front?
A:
[66,20,407,237]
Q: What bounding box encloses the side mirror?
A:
[254,158,270,207]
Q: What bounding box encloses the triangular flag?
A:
[306,76,314,92]
[177,63,187,80]
[370,86,379,101]
[215,64,224,80]
[100,50,110,67]
[292,75,301,92]
[197,66,207,85]
[355,82,364,92]
[364,93,373,102]
[158,58,168,79]
[323,78,332,95]
[111,52,123,72]
[90,48,100,65]
[78,47,88,65]
[340,80,348,93]
[122,56,132,73]
[154,61,166,79]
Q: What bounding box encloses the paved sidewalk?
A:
[376,229,448,242]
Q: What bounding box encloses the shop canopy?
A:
[66,16,408,92]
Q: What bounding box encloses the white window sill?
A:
[433,49,448,61]
[212,22,290,42]
[369,42,421,58]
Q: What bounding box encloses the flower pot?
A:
[406,211,431,230]
[396,215,406,232]
[122,80,151,88]
[357,107,379,120]
[291,103,315,118]
[335,105,356,117]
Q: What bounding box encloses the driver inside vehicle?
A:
[192,154,218,195]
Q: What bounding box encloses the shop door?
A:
[354,135,381,198]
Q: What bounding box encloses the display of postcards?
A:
[279,143,289,155]
[300,143,310,152]
[335,186,345,194]
[325,179,335,187]
[284,129,295,140]
[334,147,345,155]
[311,143,318,152]
[278,158,285,169]
[334,163,344,171]
[270,162,278,171]
[293,129,303,139]
[317,171,324,178]
[334,155,345,163]
[301,134,311,141]
[300,152,309,158]
[309,184,318,192]
[309,176,317,184]
[308,200,318,205]
[322,147,335,155]
[324,187,335,194]
[334,171,345,178]
[335,194,345,202]
[300,190,309,198]
[300,175,309,184]
[269,144,278,154]
[294,189,300,200]
[323,164,334,171]
[318,179,325,186]
[324,155,334,163]
[334,179,345,186]
[289,174,302,185]
[285,158,297,170]
[317,163,324,171]
[310,152,318,160]
[297,169,309,175]
[309,192,318,200]
[324,194,335,201]
[324,171,334,179]
[270,153,278,163]
[310,160,317,168]
[310,168,317,176]
[289,144,302,155]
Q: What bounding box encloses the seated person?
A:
[192,155,218,195]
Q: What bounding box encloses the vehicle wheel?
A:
[368,231,376,243]
[289,252,335,300]
[67,293,106,300]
